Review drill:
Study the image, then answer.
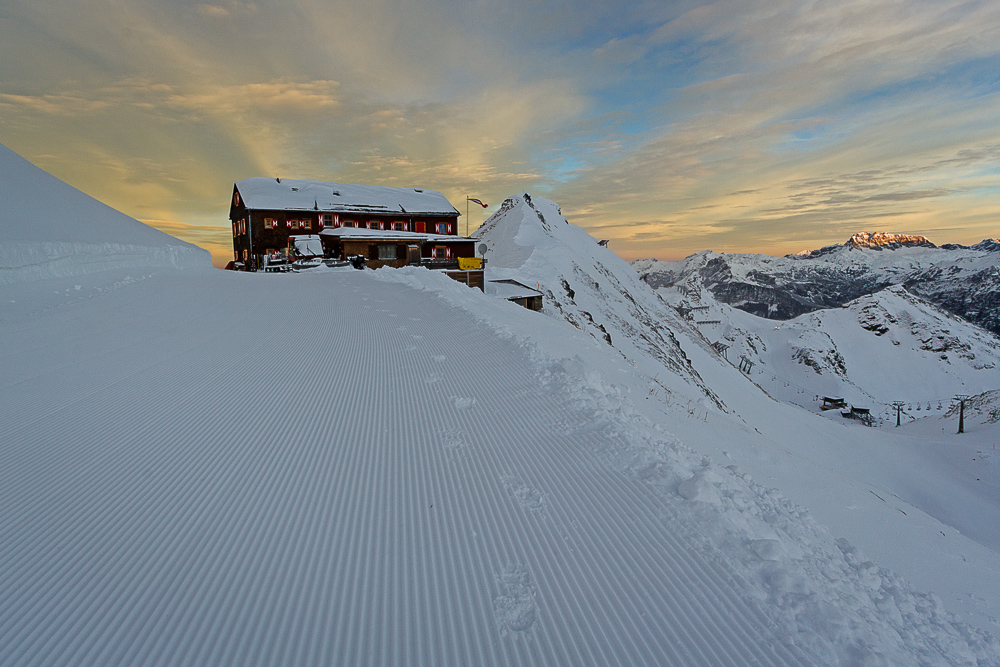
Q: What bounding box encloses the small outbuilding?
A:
[821,397,847,411]
[486,279,543,311]
[841,406,874,426]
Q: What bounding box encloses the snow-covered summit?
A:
[476,193,722,404]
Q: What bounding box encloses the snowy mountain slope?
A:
[0,143,208,289]
[634,233,1000,334]
[643,268,1000,568]
[474,194,1000,631]
[3,265,998,666]
[475,194,725,408]
[657,278,1000,414]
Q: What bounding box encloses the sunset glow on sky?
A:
[2,0,999,266]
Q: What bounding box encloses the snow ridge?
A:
[0,241,205,285]
[476,193,723,408]
[0,144,209,284]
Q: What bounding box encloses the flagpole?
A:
[465,197,487,237]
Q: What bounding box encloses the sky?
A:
[2,0,999,267]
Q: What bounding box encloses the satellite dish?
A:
[477,243,488,255]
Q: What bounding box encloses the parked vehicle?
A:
[288,235,325,269]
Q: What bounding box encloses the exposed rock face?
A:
[635,233,1000,335]
[845,232,936,250]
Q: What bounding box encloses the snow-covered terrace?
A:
[486,279,542,301]
[319,227,465,243]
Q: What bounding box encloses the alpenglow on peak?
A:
[846,232,936,250]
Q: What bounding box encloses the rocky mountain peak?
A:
[846,232,936,250]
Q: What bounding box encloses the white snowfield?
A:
[2,149,1000,664]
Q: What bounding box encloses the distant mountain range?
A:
[633,232,1000,335]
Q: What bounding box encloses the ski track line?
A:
[1,270,811,666]
[406,280,804,664]
[0,278,256,454]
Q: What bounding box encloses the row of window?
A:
[234,245,454,264]
[238,217,455,235]
[264,218,313,230]
[377,245,453,260]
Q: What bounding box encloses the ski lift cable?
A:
[745,359,980,410]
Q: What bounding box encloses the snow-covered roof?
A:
[235,177,460,216]
[319,227,468,243]
[486,279,542,300]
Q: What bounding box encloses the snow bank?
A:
[0,144,209,284]
[0,241,205,286]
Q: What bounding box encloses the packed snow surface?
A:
[2,155,1000,665]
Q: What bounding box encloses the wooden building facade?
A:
[318,227,476,270]
[230,177,462,270]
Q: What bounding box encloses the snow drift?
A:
[0,143,208,286]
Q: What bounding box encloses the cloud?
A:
[196,5,231,18]
[3,0,1000,263]
[195,2,257,18]
[142,220,234,268]
[0,93,109,115]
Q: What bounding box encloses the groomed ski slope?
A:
[1,269,795,666]
[1,265,996,666]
